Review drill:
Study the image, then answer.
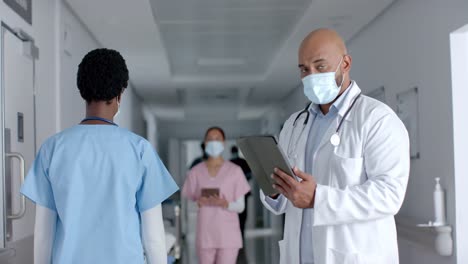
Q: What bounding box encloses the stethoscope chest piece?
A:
[330,133,341,147]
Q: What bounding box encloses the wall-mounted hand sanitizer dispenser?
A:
[433,177,446,226]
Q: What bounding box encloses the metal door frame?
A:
[0,21,37,249]
[0,20,6,250]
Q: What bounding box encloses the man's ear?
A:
[343,54,352,73]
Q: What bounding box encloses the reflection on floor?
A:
[238,231,282,264]
[182,229,282,264]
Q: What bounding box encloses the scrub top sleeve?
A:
[233,167,251,201]
[20,144,57,212]
[137,144,179,213]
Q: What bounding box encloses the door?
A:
[451,24,468,264]
[1,24,36,264]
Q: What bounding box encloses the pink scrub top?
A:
[182,161,251,249]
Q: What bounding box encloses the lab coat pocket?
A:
[278,240,286,264]
[330,153,364,188]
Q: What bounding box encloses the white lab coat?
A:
[261,83,410,264]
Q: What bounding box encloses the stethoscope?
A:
[81,116,118,126]
[287,93,362,161]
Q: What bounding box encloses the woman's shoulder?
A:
[190,162,206,173]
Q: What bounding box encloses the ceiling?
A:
[152,0,310,78]
[66,0,395,121]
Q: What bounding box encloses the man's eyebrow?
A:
[313,58,326,64]
[298,58,326,67]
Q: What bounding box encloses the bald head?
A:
[298,28,352,92]
[300,28,347,55]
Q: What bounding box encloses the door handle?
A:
[6,153,26,219]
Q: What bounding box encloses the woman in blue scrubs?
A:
[21,49,178,264]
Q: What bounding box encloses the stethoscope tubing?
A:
[288,92,362,154]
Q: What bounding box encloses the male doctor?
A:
[261,28,410,264]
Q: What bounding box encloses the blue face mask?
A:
[302,57,345,105]
[205,141,224,158]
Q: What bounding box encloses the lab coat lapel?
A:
[336,83,362,118]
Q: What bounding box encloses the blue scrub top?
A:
[21,124,179,264]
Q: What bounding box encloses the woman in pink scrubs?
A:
[182,127,251,264]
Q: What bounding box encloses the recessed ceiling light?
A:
[197,58,246,66]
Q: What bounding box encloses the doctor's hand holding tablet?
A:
[236,135,318,209]
[271,167,317,209]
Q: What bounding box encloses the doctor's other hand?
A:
[272,167,317,209]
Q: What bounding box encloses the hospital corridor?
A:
[1,0,468,263]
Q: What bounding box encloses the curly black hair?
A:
[77,48,129,103]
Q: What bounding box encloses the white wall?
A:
[114,85,145,136]
[58,3,99,129]
[260,107,286,137]
[142,107,158,149]
[450,24,468,264]
[277,0,468,263]
[33,0,60,147]
[347,0,468,263]
[282,85,308,118]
